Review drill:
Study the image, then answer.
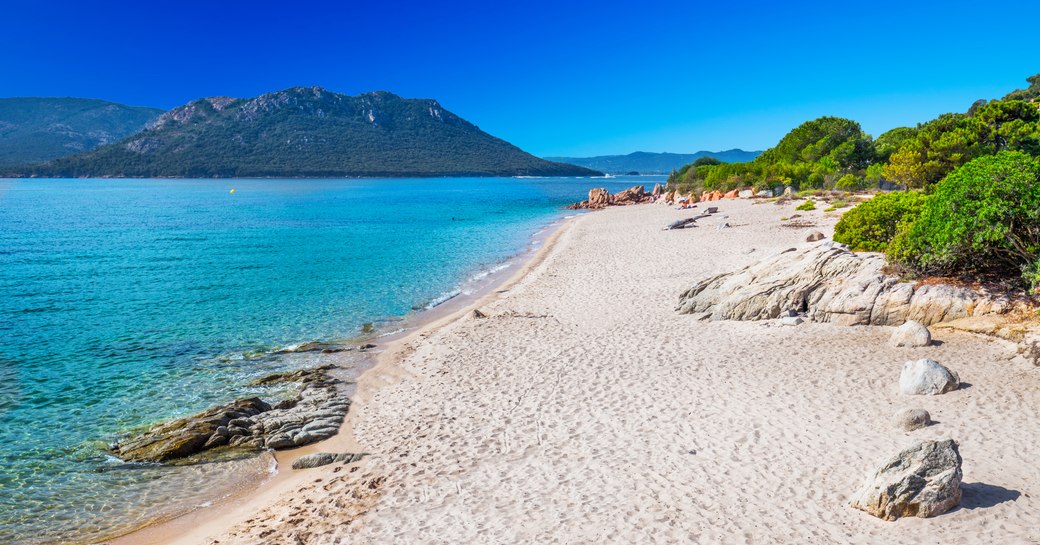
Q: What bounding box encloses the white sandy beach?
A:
[126,198,1040,544]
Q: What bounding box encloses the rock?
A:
[291,452,367,470]
[806,231,825,242]
[472,309,487,318]
[112,365,351,464]
[275,341,338,354]
[738,189,754,199]
[677,245,1010,327]
[850,439,962,520]
[588,187,610,207]
[890,320,932,347]
[651,183,662,197]
[894,408,932,431]
[756,189,774,197]
[783,186,794,197]
[715,222,730,231]
[265,434,296,450]
[611,185,646,205]
[780,316,803,326]
[821,240,850,251]
[111,397,271,463]
[900,359,959,395]
[723,189,739,199]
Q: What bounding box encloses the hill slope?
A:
[0,98,163,167]
[30,88,599,178]
[545,149,761,174]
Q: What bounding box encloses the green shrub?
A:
[888,151,1040,281]
[835,174,864,191]
[795,200,817,211]
[833,192,927,252]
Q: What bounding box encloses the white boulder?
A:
[900,359,959,395]
[890,320,932,347]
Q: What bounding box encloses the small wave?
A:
[376,327,407,338]
[466,261,512,283]
[413,289,462,311]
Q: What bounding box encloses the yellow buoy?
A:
[230,188,236,194]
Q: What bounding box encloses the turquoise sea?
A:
[0,176,657,544]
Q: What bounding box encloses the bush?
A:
[833,192,927,252]
[888,151,1040,281]
[795,200,817,211]
[835,173,865,191]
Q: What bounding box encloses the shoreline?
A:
[103,211,578,545]
[104,198,1040,543]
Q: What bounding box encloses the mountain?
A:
[544,149,761,174]
[0,97,163,168]
[26,87,599,178]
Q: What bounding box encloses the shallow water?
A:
[0,176,656,544]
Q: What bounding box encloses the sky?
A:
[2,0,1039,157]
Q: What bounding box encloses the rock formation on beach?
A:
[893,408,932,431]
[677,245,1010,327]
[291,452,366,470]
[851,439,963,521]
[890,320,932,347]
[566,185,654,209]
[899,359,960,395]
[111,365,350,463]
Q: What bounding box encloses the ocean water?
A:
[0,175,658,544]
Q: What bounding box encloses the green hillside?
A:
[0,97,163,168]
[28,87,599,178]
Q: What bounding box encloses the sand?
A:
[123,198,1040,544]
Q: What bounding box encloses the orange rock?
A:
[587,188,610,208]
[724,189,739,199]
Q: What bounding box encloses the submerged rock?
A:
[900,359,959,395]
[112,365,350,464]
[111,398,271,463]
[677,245,1009,326]
[851,439,962,520]
[890,320,932,348]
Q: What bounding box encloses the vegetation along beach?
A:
[3,1,1040,543]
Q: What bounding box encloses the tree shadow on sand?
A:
[958,482,1021,510]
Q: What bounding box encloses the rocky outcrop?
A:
[932,316,1040,366]
[291,452,366,470]
[851,439,963,520]
[900,359,959,395]
[112,365,350,464]
[612,185,646,204]
[893,408,932,431]
[806,231,825,242]
[890,320,932,347]
[677,245,1010,327]
[566,185,652,209]
[588,187,610,207]
[651,183,662,197]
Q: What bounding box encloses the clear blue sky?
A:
[2,0,1038,157]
